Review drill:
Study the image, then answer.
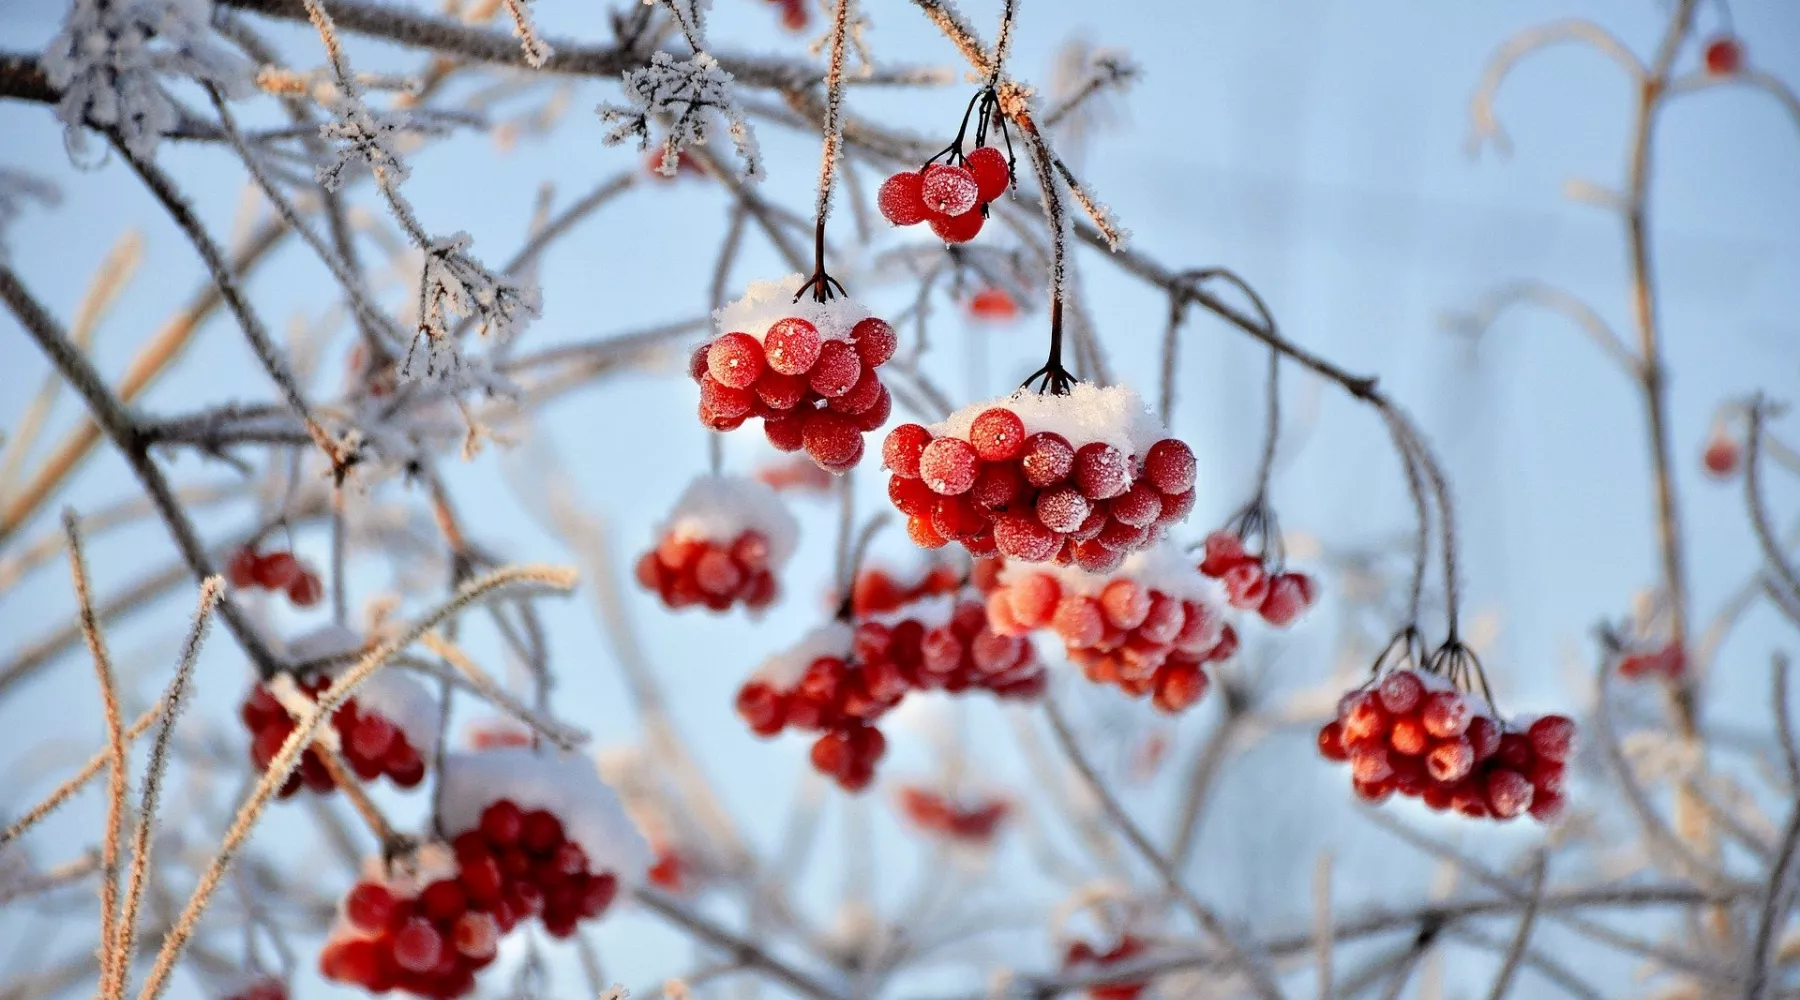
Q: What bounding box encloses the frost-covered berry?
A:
[1486,768,1535,819]
[919,437,979,495]
[929,208,985,244]
[851,316,897,367]
[1072,443,1131,500]
[921,164,980,216]
[764,317,822,375]
[803,411,864,471]
[1527,715,1576,761]
[1019,432,1075,487]
[1143,438,1196,495]
[1377,670,1424,714]
[883,424,933,478]
[808,340,862,398]
[707,331,766,389]
[969,407,1026,462]
[878,171,928,226]
[1420,690,1472,738]
[964,146,1010,203]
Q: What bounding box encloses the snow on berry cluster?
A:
[882,384,1197,566]
[735,594,1046,791]
[1062,936,1150,1000]
[986,545,1232,714]
[240,669,437,798]
[694,275,898,472]
[634,474,798,614]
[227,546,324,607]
[893,783,1011,846]
[1197,530,1317,626]
[1317,670,1574,822]
[320,750,648,994]
[878,147,1012,244]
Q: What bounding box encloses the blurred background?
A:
[2,0,1798,996]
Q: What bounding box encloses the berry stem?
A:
[801,0,854,305]
[1020,293,1075,395]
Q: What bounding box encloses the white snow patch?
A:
[753,622,853,688]
[933,383,1166,459]
[659,474,800,567]
[714,273,872,344]
[440,748,652,887]
[285,623,363,665]
[354,668,441,756]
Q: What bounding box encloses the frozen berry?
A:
[809,340,862,398]
[1486,768,1535,820]
[964,145,1010,202]
[1420,690,1471,739]
[850,316,897,367]
[764,317,822,375]
[287,572,323,607]
[707,332,765,389]
[921,164,980,216]
[919,437,979,495]
[1199,531,1247,577]
[883,424,933,478]
[256,551,303,590]
[1528,715,1576,761]
[1034,487,1091,533]
[344,881,395,931]
[878,172,928,226]
[929,208,984,244]
[993,513,1058,562]
[969,407,1026,462]
[1072,443,1131,500]
[228,548,262,588]
[1019,432,1075,487]
[1377,671,1424,714]
[803,411,864,471]
[392,918,444,973]
[1143,439,1196,495]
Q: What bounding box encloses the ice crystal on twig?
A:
[317,98,416,191]
[40,0,251,162]
[500,0,555,69]
[402,232,542,386]
[597,52,762,180]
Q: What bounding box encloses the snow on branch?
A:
[405,231,542,386]
[597,52,762,181]
[40,0,251,162]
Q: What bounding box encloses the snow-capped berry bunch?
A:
[848,562,962,617]
[1062,936,1150,1000]
[882,384,1197,567]
[694,275,897,472]
[878,146,1011,244]
[1317,669,1574,823]
[1197,530,1317,627]
[735,624,902,791]
[986,546,1233,714]
[635,474,797,614]
[227,546,324,607]
[894,784,1011,846]
[438,750,650,938]
[319,846,497,999]
[220,978,287,1000]
[240,669,436,798]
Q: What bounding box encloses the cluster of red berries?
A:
[240,677,423,798]
[882,403,1196,567]
[735,627,901,792]
[986,565,1230,714]
[320,872,496,999]
[869,596,1048,699]
[693,308,897,472]
[849,563,962,617]
[1317,670,1573,822]
[635,530,779,613]
[878,147,1011,244]
[1618,641,1684,680]
[221,978,287,1000]
[894,784,1011,845]
[447,800,619,939]
[1062,936,1149,1000]
[1198,531,1316,627]
[227,547,324,607]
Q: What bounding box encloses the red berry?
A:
[287,572,323,607]
[687,343,710,382]
[699,375,754,419]
[1425,737,1474,783]
[1389,715,1429,756]
[1497,731,1535,770]
[1152,662,1208,713]
[1072,443,1131,500]
[1704,36,1742,76]
[877,171,928,226]
[420,879,468,923]
[830,368,883,415]
[1155,488,1196,527]
[521,809,565,854]
[1072,538,1125,573]
[736,681,787,736]
[883,424,933,478]
[1339,691,1389,744]
[228,548,262,588]
[993,513,1058,562]
[1350,744,1394,783]
[929,208,984,244]
[764,317,822,375]
[1528,715,1576,761]
[921,164,979,216]
[1486,768,1535,820]
[1019,432,1075,487]
[1199,531,1247,577]
[452,912,499,961]
[344,881,395,931]
[694,548,744,597]
[1259,573,1311,627]
[907,514,948,549]
[1466,715,1502,761]
[1108,483,1163,528]
[385,739,424,787]
[1099,579,1150,630]
[970,460,1025,511]
[1420,690,1471,738]
[392,918,444,973]
[707,332,765,389]
[1034,486,1091,533]
[458,854,503,905]
[1318,721,1349,761]
[930,494,988,541]
[889,474,936,517]
[803,410,864,471]
[855,385,892,431]
[754,370,807,411]
[255,551,302,589]
[1703,431,1739,478]
[919,437,979,495]
[1143,439,1196,495]
[964,146,1009,202]
[850,316,897,368]
[808,340,861,398]
[480,800,523,846]
[349,714,396,761]
[1377,671,1425,714]
[1221,561,1268,610]
[1528,789,1566,823]
[969,407,1026,462]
